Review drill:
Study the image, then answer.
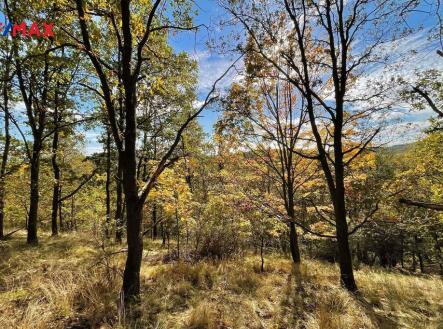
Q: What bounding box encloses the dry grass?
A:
[0,232,121,328]
[0,233,442,328]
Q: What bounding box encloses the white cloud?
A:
[193,100,205,108]
[84,144,103,155]
[377,120,430,146]
[348,30,442,145]
[193,50,243,94]
[11,101,26,113]
[82,130,103,155]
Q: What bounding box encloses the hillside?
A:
[384,143,415,155]
[1,233,441,329]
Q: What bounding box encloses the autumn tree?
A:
[47,51,86,236]
[224,0,418,291]
[9,44,52,244]
[398,68,443,210]
[218,49,318,263]
[68,0,237,308]
[0,41,13,239]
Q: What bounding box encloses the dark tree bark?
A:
[51,91,61,236]
[115,158,123,243]
[28,141,42,244]
[260,235,265,272]
[0,56,11,240]
[120,1,143,298]
[162,222,166,246]
[399,198,443,211]
[400,235,405,268]
[105,129,111,238]
[121,193,143,304]
[414,235,425,273]
[418,253,425,273]
[289,222,301,263]
[287,196,301,263]
[333,160,357,290]
[59,187,63,230]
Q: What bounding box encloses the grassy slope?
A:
[0,233,442,329]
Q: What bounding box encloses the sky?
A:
[168,0,240,133]
[168,0,442,148]
[1,1,442,154]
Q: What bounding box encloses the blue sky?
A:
[168,0,239,134]
[2,1,441,154]
[167,0,442,147]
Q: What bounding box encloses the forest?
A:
[0,0,442,328]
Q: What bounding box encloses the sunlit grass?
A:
[0,233,441,328]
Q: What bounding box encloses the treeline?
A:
[0,0,442,318]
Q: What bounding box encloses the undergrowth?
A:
[0,232,441,329]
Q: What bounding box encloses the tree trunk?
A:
[0,66,11,240]
[418,253,425,273]
[162,222,166,246]
[27,143,41,244]
[115,158,123,243]
[335,210,357,290]
[331,95,358,290]
[334,174,357,291]
[122,201,143,305]
[51,109,60,236]
[287,188,301,264]
[121,67,143,305]
[289,222,301,264]
[105,130,111,238]
[176,207,180,260]
[414,235,424,273]
[400,235,404,268]
[379,248,389,267]
[260,235,265,272]
[59,187,63,231]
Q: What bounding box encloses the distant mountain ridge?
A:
[384,143,414,154]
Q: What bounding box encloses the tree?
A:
[218,60,316,263]
[70,0,236,308]
[150,165,194,259]
[224,0,418,291]
[0,42,13,239]
[3,0,86,243]
[12,46,50,244]
[49,51,81,236]
[399,69,443,209]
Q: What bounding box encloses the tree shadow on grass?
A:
[354,293,400,329]
[277,264,311,328]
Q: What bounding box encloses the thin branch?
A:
[399,198,443,211]
[58,168,98,203]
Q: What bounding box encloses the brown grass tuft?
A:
[1,234,442,328]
